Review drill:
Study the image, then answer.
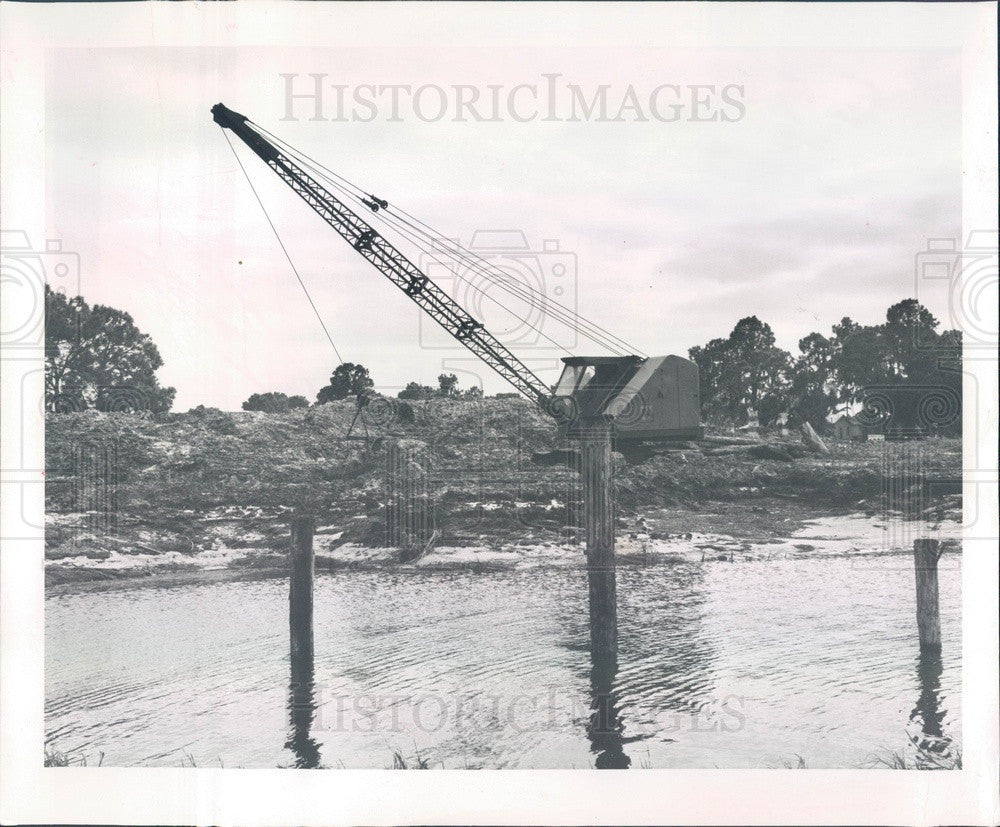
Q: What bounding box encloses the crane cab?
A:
[553,355,702,443]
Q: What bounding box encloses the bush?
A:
[242,392,299,413]
[398,382,435,400]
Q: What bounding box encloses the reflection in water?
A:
[607,563,719,744]
[587,654,631,769]
[909,649,951,760]
[578,563,717,769]
[286,651,321,768]
[45,538,963,769]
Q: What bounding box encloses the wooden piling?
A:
[913,538,941,651]
[290,514,315,659]
[578,420,617,659]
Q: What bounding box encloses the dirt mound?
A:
[45,403,962,581]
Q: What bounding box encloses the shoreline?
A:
[45,501,961,597]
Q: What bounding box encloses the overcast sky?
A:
[45,38,961,411]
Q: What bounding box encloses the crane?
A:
[211,102,703,659]
[211,102,701,442]
[212,103,556,406]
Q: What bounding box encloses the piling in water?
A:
[578,421,617,659]
[913,538,941,651]
[287,647,321,769]
[290,514,315,660]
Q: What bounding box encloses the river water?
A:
[46,515,961,769]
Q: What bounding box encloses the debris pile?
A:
[44,400,962,584]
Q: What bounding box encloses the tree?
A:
[397,381,435,400]
[690,300,961,434]
[689,316,791,426]
[688,336,729,422]
[727,317,791,419]
[45,286,176,413]
[933,328,963,435]
[883,299,942,382]
[437,373,459,397]
[828,317,891,405]
[316,362,374,404]
[243,392,293,413]
[788,332,839,429]
[829,300,949,404]
[288,395,310,409]
[462,385,484,399]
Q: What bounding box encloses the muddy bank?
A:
[45,405,961,588]
[46,501,961,596]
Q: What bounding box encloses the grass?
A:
[864,748,962,770]
[44,740,963,770]
[44,745,103,767]
[769,739,962,770]
[390,745,431,769]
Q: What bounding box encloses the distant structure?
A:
[737,405,760,435]
[776,411,789,437]
[831,413,869,442]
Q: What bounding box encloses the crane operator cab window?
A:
[554,364,597,398]
[553,357,643,422]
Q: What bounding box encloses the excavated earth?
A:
[44,400,962,590]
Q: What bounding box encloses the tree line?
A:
[689,298,962,432]
[45,286,960,433]
[242,365,487,411]
[42,285,493,414]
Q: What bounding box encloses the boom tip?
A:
[211,102,247,129]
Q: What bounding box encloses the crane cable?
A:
[254,127,584,355]
[388,207,644,357]
[376,209,629,357]
[249,121,645,358]
[263,132,578,359]
[222,129,345,366]
[223,129,368,444]
[248,123,588,355]
[353,204,578,357]
[257,121,641,357]
[284,138,633,358]
[224,125,566,403]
